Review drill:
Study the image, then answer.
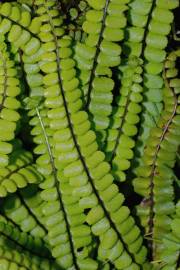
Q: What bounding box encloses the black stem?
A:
[85,0,110,109]
[17,190,48,234]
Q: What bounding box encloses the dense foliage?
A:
[0,0,179,269]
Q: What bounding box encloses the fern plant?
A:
[0,0,179,269]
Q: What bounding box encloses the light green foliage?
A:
[0,39,21,167]
[0,149,43,197]
[0,0,179,270]
[104,56,143,182]
[2,186,48,239]
[133,0,179,164]
[75,0,130,137]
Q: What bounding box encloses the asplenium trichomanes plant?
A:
[0,0,179,269]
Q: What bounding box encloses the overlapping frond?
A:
[133,50,180,261]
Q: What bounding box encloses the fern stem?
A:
[85,0,110,109]
[111,95,131,162]
[17,190,48,234]
[0,48,7,111]
[141,0,156,56]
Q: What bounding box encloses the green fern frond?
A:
[33,106,96,269]
[0,38,21,167]
[104,56,143,182]
[0,149,43,197]
[1,186,48,240]
[0,221,51,258]
[75,0,130,137]
[133,50,180,261]
[133,0,179,166]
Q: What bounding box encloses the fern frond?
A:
[0,2,41,38]
[27,94,97,269]
[133,50,180,260]
[1,186,48,240]
[133,0,179,165]
[0,2,44,99]
[75,0,130,137]
[104,56,143,182]
[0,38,21,167]
[0,221,51,258]
[0,232,59,270]
[0,149,43,197]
